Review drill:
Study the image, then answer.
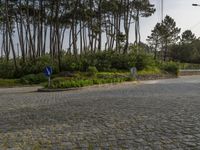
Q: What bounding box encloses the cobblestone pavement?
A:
[1,76,200,149]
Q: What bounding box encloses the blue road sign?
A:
[44,66,53,77]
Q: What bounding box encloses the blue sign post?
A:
[44,66,53,88]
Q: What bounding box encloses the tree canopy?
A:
[0,0,155,72]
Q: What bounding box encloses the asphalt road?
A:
[1,76,200,149]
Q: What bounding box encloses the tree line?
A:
[147,15,200,64]
[0,0,155,72]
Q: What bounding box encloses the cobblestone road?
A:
[1,76,200,149]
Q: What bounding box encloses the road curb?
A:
[179,70,200,76]
[37,87,82,92]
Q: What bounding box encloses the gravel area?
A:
[1,76,200,149]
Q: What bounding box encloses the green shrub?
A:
[135,53,156,71]
[18,55,59,77]
[87,66,98,77]
[48,78,94,88]
[20,73,47,84]
[46,76,134,89]
[161,62,179,76]
[111,53,132,70]
[0,61,15,78]
[94,52,112,71]
[0,48,158,79]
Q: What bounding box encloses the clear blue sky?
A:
[138,0,200,43]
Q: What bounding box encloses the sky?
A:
[138,0,200,43]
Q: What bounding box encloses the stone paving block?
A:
[1,77,200,148]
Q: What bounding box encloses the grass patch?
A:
[0,73,48,87]
[179,63,200,70]
[0,79,21,87]
[96,72,130,79]
[44,66,177,89]
[138,67,162,76]
[45,74,135,89]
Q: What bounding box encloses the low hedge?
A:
[0,79,20,87]
[161,62,179,76]
[46,77,135,89]
[20,73,47,84]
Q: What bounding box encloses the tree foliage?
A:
[0,0,156,74]
[181,30,196,44]
[147,15,181,61]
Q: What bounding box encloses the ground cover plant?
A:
[0,50,180,88]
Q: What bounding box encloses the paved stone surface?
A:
[1,76,200,149]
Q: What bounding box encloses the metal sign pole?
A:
[161,0,164,22]
[48,76,51,88]
[44,66,53,88]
